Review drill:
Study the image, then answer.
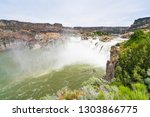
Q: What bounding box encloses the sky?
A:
[0,0,150,27]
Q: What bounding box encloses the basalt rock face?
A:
[0,20,64,50]
[0,20,64,40]
[129,17,150,31]
[0,20,63,33]
[104,44,120,81]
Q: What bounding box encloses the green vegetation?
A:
[92,31,110,36]
[41,77,149,100]
[97,83,148,100]
[115,30,150,86]
[144,69,150,90]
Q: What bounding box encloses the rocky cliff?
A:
[0,20,64,40]
[0,20,66,50]
[104,44,121,81]
[129,17,150,31]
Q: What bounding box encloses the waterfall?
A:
[0,36,127,79]
[58,36,127,68]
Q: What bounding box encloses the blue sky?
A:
[0,0,150,26]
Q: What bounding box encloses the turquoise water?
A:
[0,49,105,99]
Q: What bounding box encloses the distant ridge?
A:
[129,17,150,30]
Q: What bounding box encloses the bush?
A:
[115,30,150,86]
[125,30,147,47]
[144,69,150,90]
[144,78,150,90]
[56,87,83,100]
[114,83,149,100]
[82,77,108,88]
[92,31,110,36]
[80,85,98,100]
[97,85,118,100]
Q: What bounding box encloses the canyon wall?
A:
[0,20,64,41]
[74,26,129,34]
[0,20,67,50]
[0,19,129,50]
[129,17,150,31]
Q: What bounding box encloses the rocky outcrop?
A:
[104,44,121,81]
[0,20,63,32]
[0,20,63,40]
[120,32,133,38]
[0,20,64,50]
[129,17,150,31]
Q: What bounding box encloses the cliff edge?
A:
[129,17,150,31]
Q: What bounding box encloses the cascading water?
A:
[60,36,127,68]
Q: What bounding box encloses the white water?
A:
[0,36,127,79]
[57,36,126,68]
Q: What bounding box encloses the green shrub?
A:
[80,85,98,100]
[115,30,150,86]
[82,77,108,88]
[97,90,105,100]
[125,30,147,47]
[114,83,149,100]
[97,85,118,100]
[147,69,150,76]
[98,83,149,100]
[56,87,83,100]
[144,78,150,90]
[144,69,150,90]
[92,31,110,36]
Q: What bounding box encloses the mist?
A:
[0,36,126,79]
